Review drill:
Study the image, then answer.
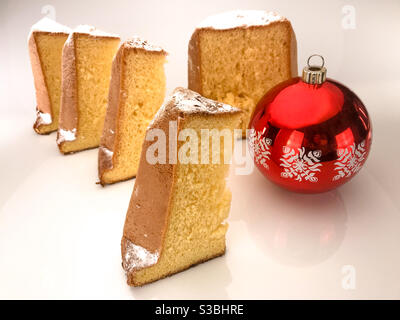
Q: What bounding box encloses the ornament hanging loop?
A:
[302,54,327,85]
[307,54,325,69]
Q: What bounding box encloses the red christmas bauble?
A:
[249,55,372,193]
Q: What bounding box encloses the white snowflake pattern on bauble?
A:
[333,140,366,181]
[249,129,272,170]
[280,147,322,182]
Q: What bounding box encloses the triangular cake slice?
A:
[98,38,167,185]
[57,25,120,154]
[28,18,71,134]
[188,10,297,136]
[121,87,242,286]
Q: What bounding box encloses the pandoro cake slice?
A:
[98,38,167,185]
[121,87,242,286]
[57,25,120,154]
[188,10,298,136]
[28,17,71,134]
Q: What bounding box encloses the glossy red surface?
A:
[249,77,372,193]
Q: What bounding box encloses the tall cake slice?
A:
[57,25,120,154]
[28,17,71,134]
[188,10,297,136]
[98,38,167,185]
[121,87,242,286]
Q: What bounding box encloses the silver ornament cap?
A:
[302,54,327,85]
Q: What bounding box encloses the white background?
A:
[0,0,400,299]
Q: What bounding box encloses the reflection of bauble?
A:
[247,188,347,267]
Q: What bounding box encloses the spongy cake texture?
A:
[28,18,70,134]
[121,88,242,286]
[57,26,120,153]
[98,38,167,185]
[188,10,297,136]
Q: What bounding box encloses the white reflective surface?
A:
[0,81,399,299]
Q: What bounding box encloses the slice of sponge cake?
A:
[28,18,70,134]
[121,87,242,286]
[57,25,120,154]
[98,38,167,185]
[188,10,297,136]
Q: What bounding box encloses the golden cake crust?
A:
[57,26,120,154]
[121,87,241,286]
[57,32,78,151]
[29,31,52,134]
[98,39,167,185]
[28,27,69,134]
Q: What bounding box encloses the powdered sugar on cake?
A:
[73,25,119,38]
[198,10,286,30]
[148,88,240,129]
[125,37,165,53]
[30,17,71,34]
[57,128,77,144]
[36,111,52,126]
[99,146,114,161]
[123,238,159,273]
[173,88,238,114]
